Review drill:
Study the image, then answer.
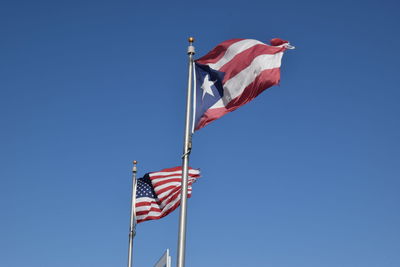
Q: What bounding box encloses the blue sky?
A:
[1,0,399,266]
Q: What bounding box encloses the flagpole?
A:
[176,37,195,267]
[128,160,138,267]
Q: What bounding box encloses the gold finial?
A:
[132,160,138,173]
[188,37,195,43]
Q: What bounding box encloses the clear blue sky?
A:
[1,0,399,266]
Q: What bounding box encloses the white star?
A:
[201,74,216,99]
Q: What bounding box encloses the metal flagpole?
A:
[128,160,138,267]
[176,37,195,267]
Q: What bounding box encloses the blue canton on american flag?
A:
[135,166,200,223]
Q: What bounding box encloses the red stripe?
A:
[219,44,285,83]
[151,171,199,180]
[135,206,161,213]
[159,186,181,203]
[137,215,161,223]
[195,107,227,131]
[155,181,194,202]
[162,201,181,216]
[225,68,280,109]
[149,166,181,177]
[155,184,178,196]
[160,198,185,218]
[150,174,199,182]
[153,178,181,187]
[150,175,179,180]
[195,68,281,130]
[137,198,183,223]
[196,39,244,65]
[136,195,192,224]
[160,188,192,206]
[152,174,198,189]
[136,207,161,216]
[135,201,158,207]
[149,166,198,179]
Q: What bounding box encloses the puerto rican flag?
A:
[193,38,294,131]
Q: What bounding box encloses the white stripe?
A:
[161,196,180,212]
[158,186,180,200]
[156,180,195,198]
[210,52,283,109]
[135,197,156,204]
[135,197,159,210]
[154,178,196,198]
[154,181,180,191]
[151,175,182,184]
[151,172,200,185]
[152,175,198,186]
[150,169,200,177]
[135,203,160,212]
[157,189,178,200]
[208,39,263,70]
[160,188,191,210]
[150,170,182,177]
[154,177,197,200]
[136,210,162,220]
[189,171,200,177]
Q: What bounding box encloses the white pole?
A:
[128,160,138,267]
[176,37,195,267]
[167,249,172,267]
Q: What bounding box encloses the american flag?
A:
[135,166,200,223]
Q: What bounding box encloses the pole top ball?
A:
[188,37,195,43]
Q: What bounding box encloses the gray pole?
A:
[128,160,138,267]
[176,37,195,267]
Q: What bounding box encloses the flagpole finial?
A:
[132,160,137,173]
[187,37,195,55]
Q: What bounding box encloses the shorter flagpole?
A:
[127,160,138,267]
